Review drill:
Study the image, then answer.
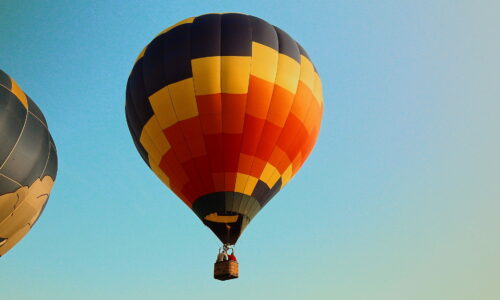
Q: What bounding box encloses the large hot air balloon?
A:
[125,13,323,279]
[0,69,58,257]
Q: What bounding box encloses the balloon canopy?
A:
[0,69,58,257]
[125,13,323,245]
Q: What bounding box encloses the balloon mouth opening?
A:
[203,213,247,245]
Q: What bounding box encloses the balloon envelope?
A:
[126,13,323,244]
[0,69,58,256]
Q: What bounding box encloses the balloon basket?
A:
[214,260,239,281]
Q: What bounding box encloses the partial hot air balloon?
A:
[0,69,58,257]
[125,13,323,280]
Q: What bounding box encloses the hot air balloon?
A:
[125,13,323,280]
[0,69,58,257]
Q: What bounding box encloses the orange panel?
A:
[290,81,314,120]
[248,156,267,178]
[266,85,294,127]
[302,97,321,134]
[292,153,303,175]
[246,75,274,119]
[268,147,291,174]
[237,153,254,175]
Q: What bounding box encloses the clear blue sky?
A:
[1,1,499,299]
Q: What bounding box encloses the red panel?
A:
[196,94,222,114]
[163,124,192,163]
[181,182,199,203]
[222,93,246,134]
[199,113,222,134]
[277,113,308,161]
[191,155,216,194]
[255,120,282,162]
[179,117,206,157]
[159,150,189,186]
[182,159,209,197]
[203,134,224,173]
[224,172,237,191]
[212,172,226,191]
[240,115,266,155]
[222,133,243,172]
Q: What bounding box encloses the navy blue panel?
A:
[274,26,301,63]
[127,61,154,131]
[249,16,278,50]
[125,87,150,166]
[260,178,282,208]
[221,13,252,56]
[191,14,222,58]
[142,23,192,94]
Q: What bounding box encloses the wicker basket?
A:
[214,260,239,281]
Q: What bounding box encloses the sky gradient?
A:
[0,1,499,299]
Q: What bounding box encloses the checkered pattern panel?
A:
[126,13,323,244]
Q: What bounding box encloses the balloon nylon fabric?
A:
[0,69,58,256]
[125,13,323,244]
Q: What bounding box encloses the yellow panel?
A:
[141,116,171,160]
[251,42,279,83]
[139,131,163,164]
[275,54,301,94]
[0,225,30,256]
[281,164,293,186]
[260,163,281,188]
[169,78,199,121]
[299,55,316,93]
[150,162,170,187]
[10,79,28,108]
[312,72,324,105]
[221,56,251,94]
[204,213,239,223]
[149,86,178,129]
[155,17,195,38]
[235,173,259,195]
[191,56,221,95]
[243,175,259,195]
